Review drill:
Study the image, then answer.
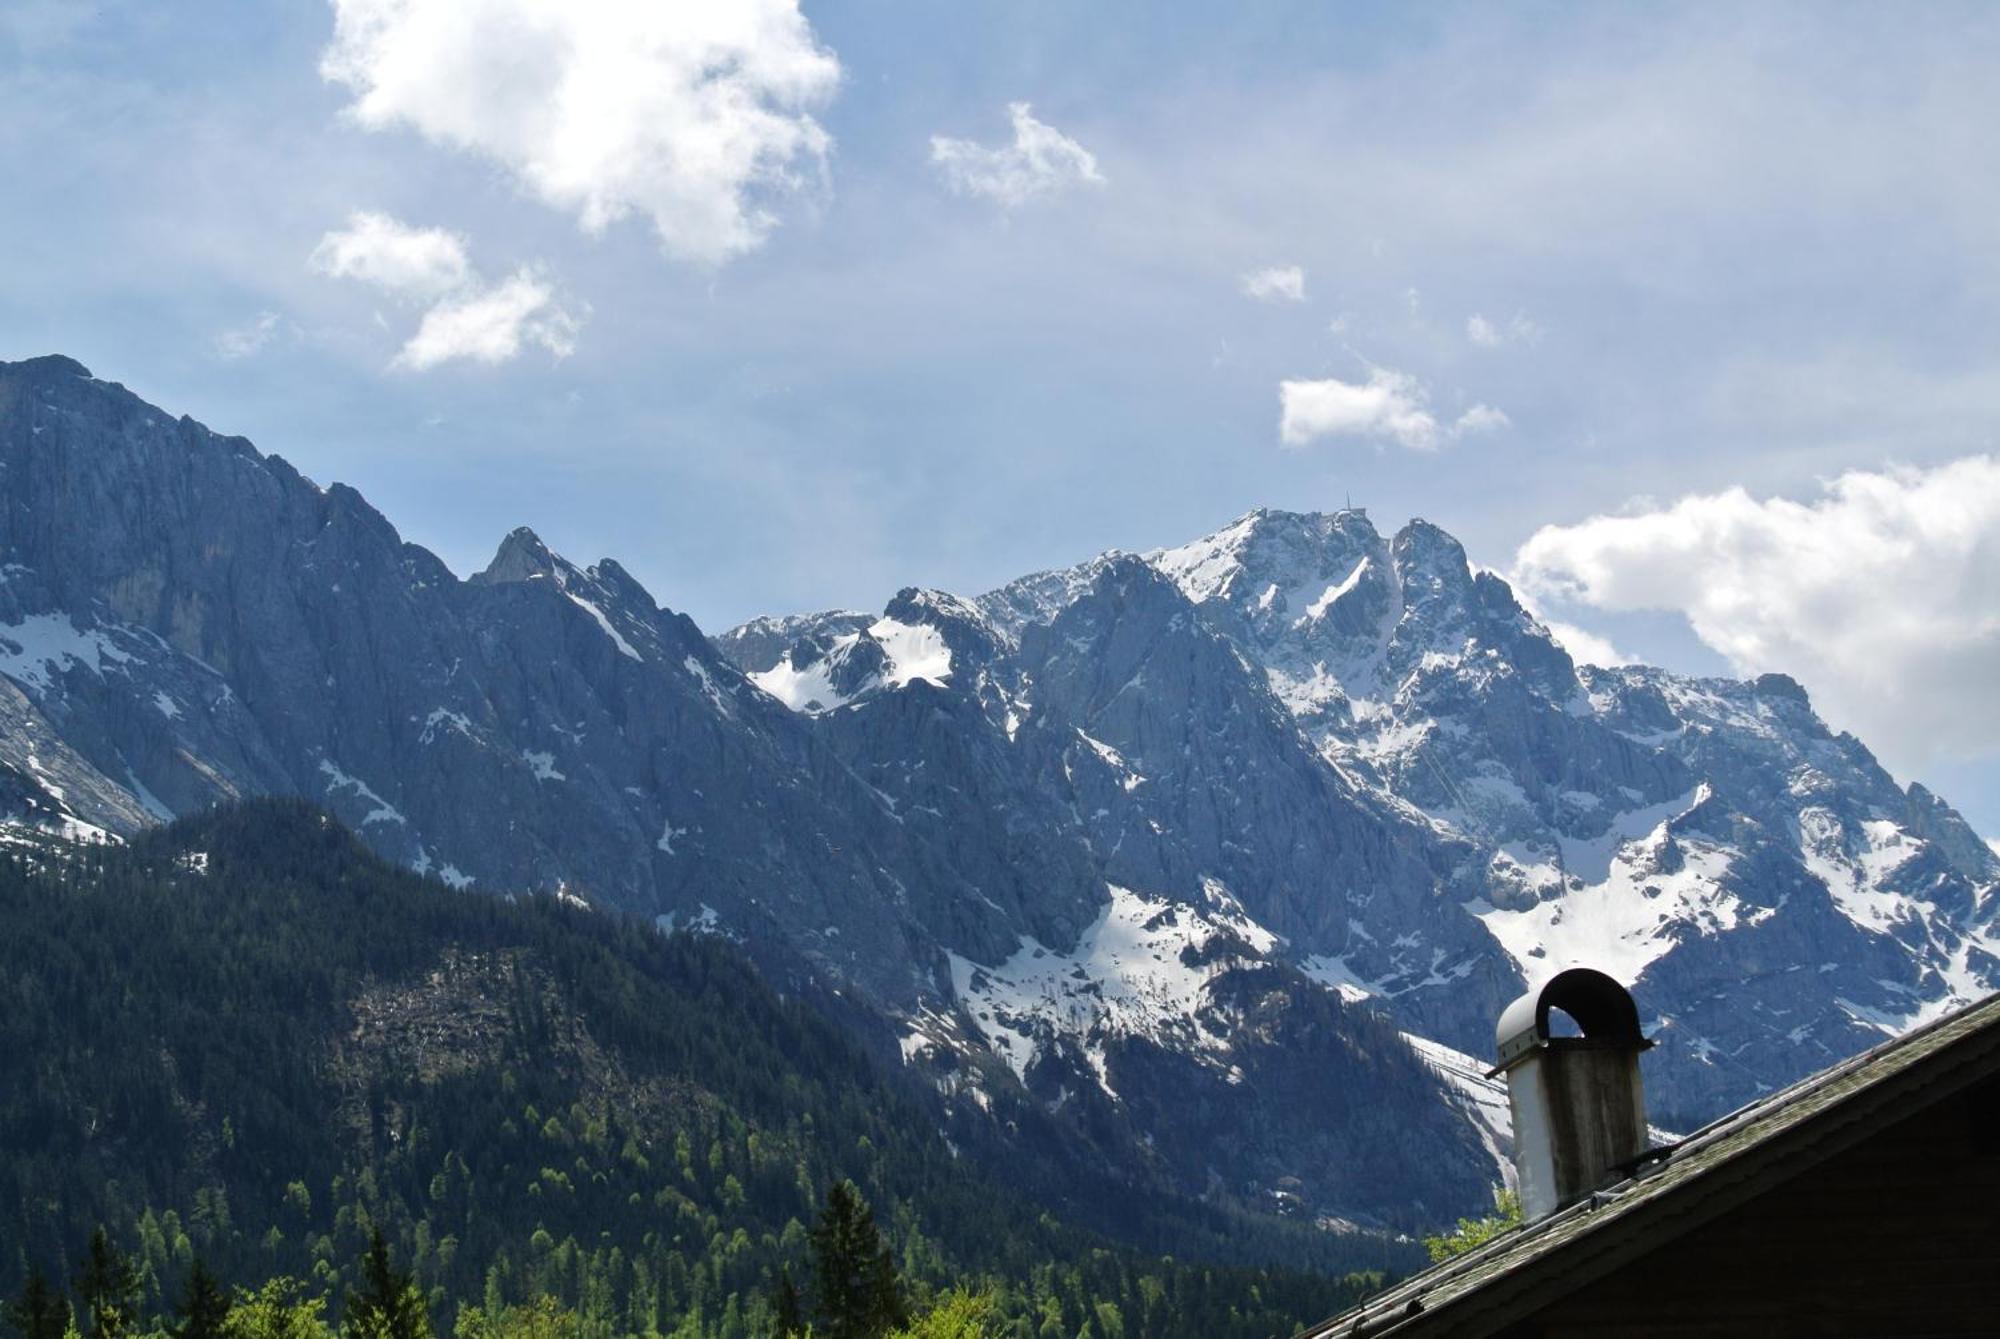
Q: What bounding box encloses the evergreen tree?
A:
[809,1181,906,1339]
[3,1265,70,1339]
[345,1232,430,1339]
[224,1278,334,1339]
[174,1260,231,1339]
[73,1228,139,1339]
[1422,1187,1523,1263]
[770,1271,805,1339]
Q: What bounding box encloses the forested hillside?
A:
[0,803,1402,1338]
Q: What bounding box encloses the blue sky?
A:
[6,1,2000,832]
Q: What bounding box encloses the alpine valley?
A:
[5,353,1997,1251]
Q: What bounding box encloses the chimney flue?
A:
[1490,968,1654,1221]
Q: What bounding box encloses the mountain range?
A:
[4,352,1995,1237]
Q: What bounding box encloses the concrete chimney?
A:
[1490,968,1653,1221]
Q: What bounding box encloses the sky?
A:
[5,1,2000,833]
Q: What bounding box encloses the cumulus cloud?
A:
[309,210,470,297]
[1512,456,2000,771]
[213,311,285,361]
[1466,312,1541,348]
[395,270,580,370]
[1453,403,1511,435]
[311,211,581,370]
[1279,366,1507,451]
[1241,265,1306,303]
[930,102,1104,207]
[1543,620,1633,669]
[320,0,840,266]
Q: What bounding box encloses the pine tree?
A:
[173,1260,231,1339]
[73,1228,140,1339]
[224,1278,335,1339]
[4,1265,71,1339]
[345,1231,431,1339]
[808,1181,906,1339]
[770,1271,805,1339]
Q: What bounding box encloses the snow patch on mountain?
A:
[0,613,135,692]
[521,750,565,782]
[870,616,952,688]
[420,708,474,744]
[948,883,1266,1096]
[1304,559,1371,623]
[565,591,642,660]
[1301,953,1386,1002]
[1401,1032,1514,1186]
[1472,807,1741,982]
[317,760,406,828]
[744,613,953,713]
[750,636,858,711]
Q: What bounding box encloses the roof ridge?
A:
[1301,988,2000,1339]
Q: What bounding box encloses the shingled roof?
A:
[1301,989,2000,1339]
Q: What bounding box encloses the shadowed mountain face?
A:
[0,354,1073,1004]
[5,354,1996,1222]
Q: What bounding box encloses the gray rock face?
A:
[7,355,1995,1222]
[0,356,988,1003]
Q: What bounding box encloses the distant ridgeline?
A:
[0,803,1395,1339]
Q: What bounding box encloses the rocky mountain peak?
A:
[1389,517,1475,603]
[1152,507,1381,609]
[11,354,93,382]
[883,587,1005,678]
[1051,552,1189,637]
[475,526,566,586]
[1751,671,1813,706]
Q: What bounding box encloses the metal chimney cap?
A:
[1491,967,1653,1074]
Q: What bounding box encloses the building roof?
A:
[1300,990,2000,1339]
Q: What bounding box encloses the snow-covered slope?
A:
[725,502,1999,1136]
[964,507,1999,1123]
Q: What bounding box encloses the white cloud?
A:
[1466,312,1541,348]
[930,102,1104,207]
[309,211,470,297]
[1241,265,1306,303]
[1513,456,2000,771]
[394,269,580,370]
[1501,576,1634,668]
[311,211,582,370]
[1453,403,1511,435]
[213,311,284,361]
[1543,620,1633,669]
[1279,366,1506,451]
[320,0,840,266]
